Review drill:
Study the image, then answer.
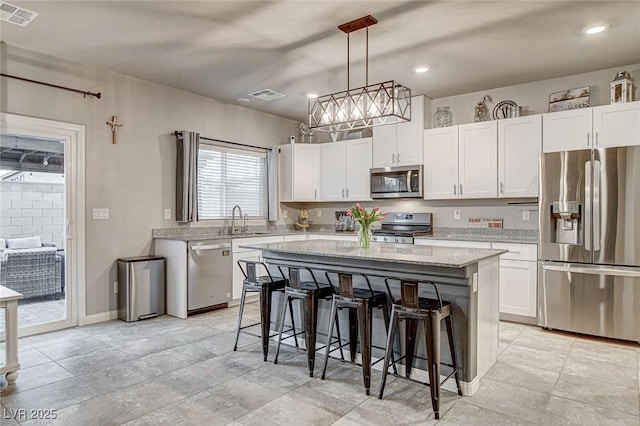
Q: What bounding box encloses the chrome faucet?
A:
[231,205,243,234]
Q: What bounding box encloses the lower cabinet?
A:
[492,243,538,321]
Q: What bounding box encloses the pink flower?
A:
[346,211,352,216]
[373,206,379,212]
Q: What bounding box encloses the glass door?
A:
[0,113,85,337]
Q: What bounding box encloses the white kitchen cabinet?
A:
[423,126,458,199]
[592,101,640,148]
[372,95,428,167]
[278,143,320,202]
[543,102,640,152]
[492,243,537,319]
[542,108,592,152]
[498,115,542,198]
[319,138,372,201]
[423,121,497,200]
[459,121,498,199]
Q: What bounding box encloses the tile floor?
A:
[1,303,639,425]
[0,296,66,330]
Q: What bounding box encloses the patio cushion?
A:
[6,236,42,249]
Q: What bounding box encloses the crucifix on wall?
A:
[106,115,123,144]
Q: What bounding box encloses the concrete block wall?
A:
[0,182,65,248]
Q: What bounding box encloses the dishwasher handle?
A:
[190,243,232,251]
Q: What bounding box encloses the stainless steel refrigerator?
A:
[538,146,640,342]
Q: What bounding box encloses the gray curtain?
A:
[176,130,199,223]
[267,148,278,222]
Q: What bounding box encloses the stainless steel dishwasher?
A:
[187,240,232,314]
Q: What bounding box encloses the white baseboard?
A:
[83,310,118,325]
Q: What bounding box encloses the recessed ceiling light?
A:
[307,93,318,99]
[584,24,607,35]
[415,66,430,73]
[236,97,250,103]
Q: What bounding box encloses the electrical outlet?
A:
[522,210,531,221]
[164,208,171,219]
[283,210,287,218]
[317,210,322,218]
[454,209,461,220]
[113,281,118,293]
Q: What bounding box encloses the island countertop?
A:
[240,239,506,269]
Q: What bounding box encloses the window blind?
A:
[197,143,267,220]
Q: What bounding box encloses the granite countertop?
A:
[240,239,507,268]
[419,228,538,245]
[152,226,537,245]
[152,229,353,242]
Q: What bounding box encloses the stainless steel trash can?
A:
[117,256,165,322]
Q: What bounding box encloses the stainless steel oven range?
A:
[372,212,432,244]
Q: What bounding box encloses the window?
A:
[197,143,268,220]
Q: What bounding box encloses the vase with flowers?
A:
[347,203,386,248]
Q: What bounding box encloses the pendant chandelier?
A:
[308,15,411,133]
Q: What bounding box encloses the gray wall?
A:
[0,182,66,248]
[1,42,298,316]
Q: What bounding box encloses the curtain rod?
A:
[174,131,271,151]
[0,73,101,99]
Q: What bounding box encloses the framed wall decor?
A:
[548,86,590,112]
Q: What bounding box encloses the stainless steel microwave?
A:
[370,165,423,199]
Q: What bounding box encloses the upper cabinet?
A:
[278,143,320,202]
[320,138,372,201]
[458,121,498,199]
[498,115,542,198]
[593,101,640,148]
[372,95,429,168]
[542,108,592,152]
[423,121,497,200]
[543,101,640,152]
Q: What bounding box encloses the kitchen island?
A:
[240,239,506,396]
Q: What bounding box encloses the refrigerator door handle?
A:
[584,160,592,251]
[542,263,640,278]
[593,160,601,252]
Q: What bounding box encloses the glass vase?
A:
[433,106,452,128]
[357,226,373,248]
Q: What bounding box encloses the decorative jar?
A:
[433,106,452,128]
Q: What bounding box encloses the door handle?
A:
[396,152,400,163]
[453,184,456,196]
[593,159,601,251]
[191,243,232,251]
[392,153,396,163]
[587,133,590,148]
[65,220,72,239]
[342,188,345,198]
[595,131,599,147]
[500,182,504,194]
[346,188,349,198]
[459,184,463,196]
[584,160,592,251]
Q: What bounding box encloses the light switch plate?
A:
[164,208,171,219]
[522,210,531,221]
[283,210,287,218]
[317,210,322,218]
[93,208,109,220]
[454,209,461,220]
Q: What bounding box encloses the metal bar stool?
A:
[378,279,463,420]
[234,260,298,361]
[320,272,396,395]
[274,266,343,377]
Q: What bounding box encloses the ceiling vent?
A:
[0,1,38,27]
[249,89,286,101]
